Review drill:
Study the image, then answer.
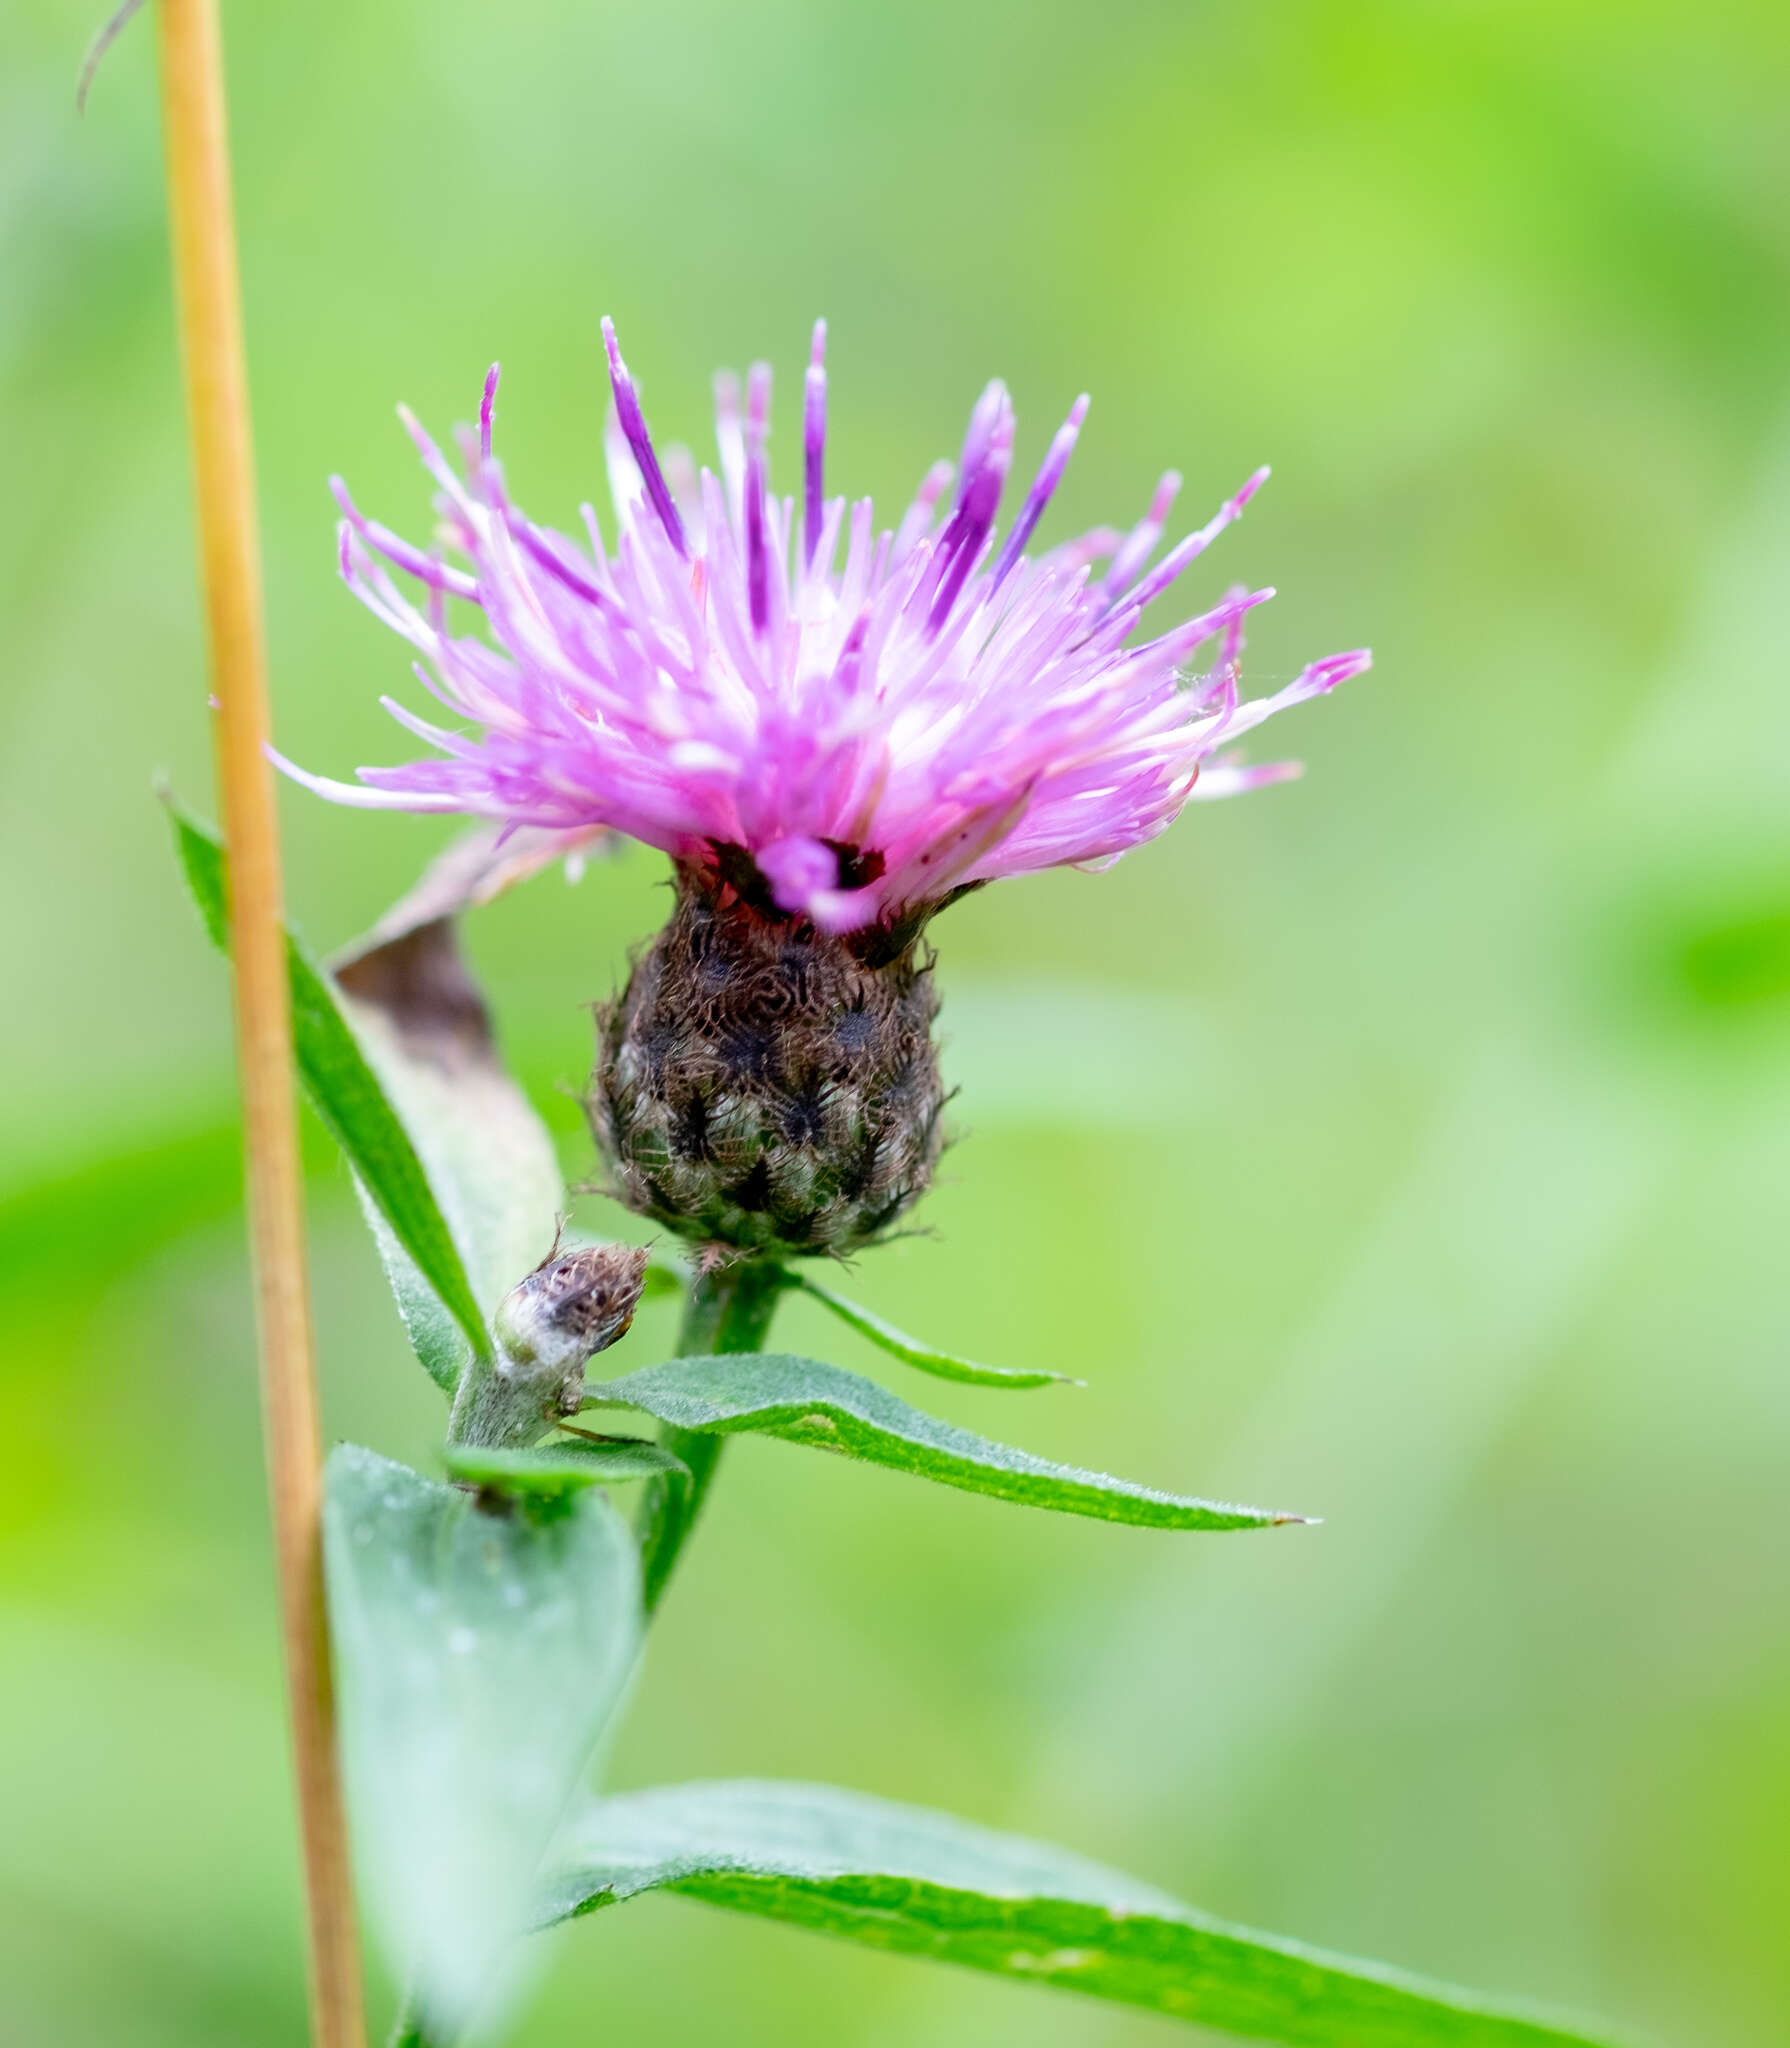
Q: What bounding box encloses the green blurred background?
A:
[4,0,1789,2041]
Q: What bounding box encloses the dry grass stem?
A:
[154,1,366,2039]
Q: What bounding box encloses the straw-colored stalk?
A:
[154,1,365,2039]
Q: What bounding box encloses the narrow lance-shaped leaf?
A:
[349,1186,473,1394]
[784,1268,1080,1389]
[586,1353,1305,1531]
[325,1445,641,2041]
[329,821,567,1334]
[168,802,488,1373]
[545,1780,1628,2048]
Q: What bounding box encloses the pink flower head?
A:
[278,321,1370,933]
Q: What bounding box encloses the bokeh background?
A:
[4,0,1789,2042]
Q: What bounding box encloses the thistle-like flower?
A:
[283,322,1368,1257]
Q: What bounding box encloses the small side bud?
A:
[494,1241,649,1392]
[453,1242,648,1451]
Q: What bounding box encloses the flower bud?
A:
[587,874,945,1258]
[492,1241,649,1385]
[452,1242,649,1450]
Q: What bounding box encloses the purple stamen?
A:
[744,361,772,635]
[892,460,954,562]
[927,381,1014,631]
[990,393,1089,590]
[507,510,612,609]
[329,475,480,601]
[1119,466,1269,616]
[662,444,700,535]
[1302,649,1372,694]
[804,318,828,568]
[480,362,499,466]
[833,609,870,695]
[578,504,610,573]
[601,317,687,557]
[1102,470,1182,599]
[956,379,1007,485]
[713,370,745,523]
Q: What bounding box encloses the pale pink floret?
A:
[277,322,1370,932]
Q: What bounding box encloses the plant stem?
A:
[446,1348,555,1452]
[635,1259,785,1612]
[154,2,365,2042]
[393,1262,785,2048]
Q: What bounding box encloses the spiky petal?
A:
[278,324,1369,934]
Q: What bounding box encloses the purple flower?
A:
[278,321,1369,933]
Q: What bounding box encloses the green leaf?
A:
[785,1269,1079,1389]
[324,1444,641,2040]
[350,1188,475,1393]
[331,918,563,1336]
[168,803,490,1378]
[545,1780,1625,2048]
[326,823,594,1389]
[443,1437,688,1497]
[586,1354,1303,1531]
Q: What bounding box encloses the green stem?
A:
[445,1351,544,1451]
[447,1333,574,1453]
[402,1260,785,2048]
[635,1258,785,1613]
